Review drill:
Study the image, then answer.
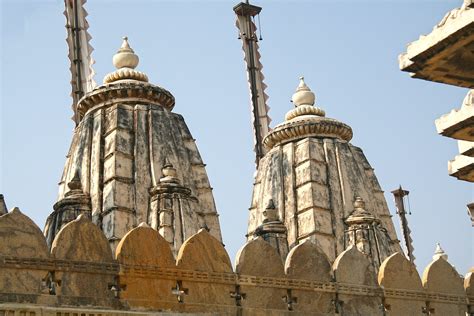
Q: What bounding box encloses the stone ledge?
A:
[458,140,474,156]
[448,154,474,182]
[435,104,474,141]
[399,5,474,88]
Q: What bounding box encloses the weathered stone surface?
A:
[49,77,222,253]
[235,237,287,310]
[116,224,176,309]
[378,252,424,315]
[248,85,401,264]
[51,215,115,303]
[176,229,234,309]
[0,208,49,297]
[284,240,333,314]
[422,257,467,315]
[333,246,380,315]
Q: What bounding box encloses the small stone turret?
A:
[45,172,92,246]
[253,199,289,260]
[344,197,393,269]
[149,159,203,256]
[45,37,222,252]
[248,77,400,263]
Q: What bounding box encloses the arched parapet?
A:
[0,207,49,298]
[284,239,333,313]
[115,223,176,309]
[333,245,380,315]
[176,228,232,273]
[422,257,467,315]
[378,252,425,315]
[235,237,287,311]
[174,229,235,311]
[51,214,115,305]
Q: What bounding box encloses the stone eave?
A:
[435,103,474,141]
[458,140,474,156]
[399,7,474,88]
[448,154,474,182]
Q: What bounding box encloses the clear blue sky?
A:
[1,0,472,274]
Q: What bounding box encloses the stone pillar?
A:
[254,199,289,261]
[44,172,91,246]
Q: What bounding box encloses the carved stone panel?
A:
[378,253,425,315]
[0,208,49,299]
[51,215,115,305]
[422,258,467,315]
[235,237,287,311]
[115,224,176,309]
[333,246,381,315]
[284,240,333,314]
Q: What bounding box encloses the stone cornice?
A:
[76,82,175,120]
[263,116,353,150]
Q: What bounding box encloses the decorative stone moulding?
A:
[76,82,175,118]
[76,37,175,120]
[103,68,148,83]
[263,77,353,150]
[263,117,353,150]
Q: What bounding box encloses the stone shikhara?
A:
[1,0,473,315]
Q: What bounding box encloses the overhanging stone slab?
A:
[399,4,474,88]
[458,140,474,157]
[435,101,474,141]
[448,154,474,182]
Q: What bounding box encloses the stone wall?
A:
[0,210,471,315]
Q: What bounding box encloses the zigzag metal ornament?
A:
[64,0,96,125]
[234,2,271,168]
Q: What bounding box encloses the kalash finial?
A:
[433,242,448,261]
[104,36,148,84]
[285,76,325,121]
[291,76,316,107]
[113,37,139,69]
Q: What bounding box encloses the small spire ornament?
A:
[104,36,149,83]
[433,243,448,261]
[291,76,316,107]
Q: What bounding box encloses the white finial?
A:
[291,76,316,106]
[104,37,148,83]
[433,242,448,261]
[113,36,139,69]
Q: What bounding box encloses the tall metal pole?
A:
[391,185,416,264]
[234,2,271,168]
[64,0,96,125]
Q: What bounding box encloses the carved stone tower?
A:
[248,77,401,263]
[45,38,222,251]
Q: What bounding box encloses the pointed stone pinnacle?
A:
[433,242,448,261]
[0,194,7,215]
